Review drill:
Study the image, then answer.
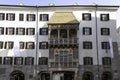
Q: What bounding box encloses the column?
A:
[74,71,77,80]
[67,29,69,44]
[50,71,53,80]
[58,29,60,44]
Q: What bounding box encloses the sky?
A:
[0,0,120,27]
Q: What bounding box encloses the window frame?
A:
[6,13,15,21]
[26,42,35,49]
[100,14,109,21]
[83,57,93,65]
[39,42,48,49]
[101,42,110,49]
[26,28,35,35]
[38,57,48,65]
[83,27,92,35]
[25,57,34,65]
[101,28,110,35]
[83,41,92,49]
[14,57,23,65]
[4,41,14,49]
[82,13,91,21]
[0,27,4,35]
[40,14,49,21]
[16,28,25,35]
[19,42,25,49]
[0,13,5,20]
[102,57,111,65]
[0,41,3,49]
[19,14,24,21]
[4,57,13,65]
[26,14,36,21]
[39,28,48,35]
[6,27,15,35]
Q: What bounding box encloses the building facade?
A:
[0,4,119,80]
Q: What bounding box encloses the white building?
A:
[0,4,119,80]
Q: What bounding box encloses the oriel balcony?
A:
[49,38,78,45]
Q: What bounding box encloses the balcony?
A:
[49,38,78,45]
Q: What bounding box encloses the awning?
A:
[48,12,79,24]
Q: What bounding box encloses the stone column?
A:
[50,71,53,80]
[74,71,77,80]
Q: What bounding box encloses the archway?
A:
[82,72,94,80]
[102,71,112,80]
[38,72,50,80]
[10,70,25,80]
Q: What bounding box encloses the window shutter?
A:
[6,14,8,20]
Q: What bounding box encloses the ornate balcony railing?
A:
[49,38,78,45]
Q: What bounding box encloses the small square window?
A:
[0,13,5,20]
[6,27,15,35]
[0,27,4,35]
[27,14,35,21]
[14,57,23,65]
[4,57,13,65]
[39,42,48,49]
[82,13,91,20]
[39,57,48,65]
[102,57,111,65]
[40,14,49,21]
[83,27,92,35]
[19,42,25,49]
[4,41,14,49]
[19,14,24,21]
[26,42,34,49]
[101,28,110,35]
[6,13,15,21]
[83,41,92,49]
[39,28,48,35]
[100,14,109,21]
[83,57,93,65]
[25,57,34,65]
[0,41,3,49]
[26,28,35,35]
[101,42,110,49]
[16,28,25,35]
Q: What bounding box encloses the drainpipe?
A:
[35,5,39,80]
[94,4,100,80]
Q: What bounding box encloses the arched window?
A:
[102,72,112,80]
[83,72,94,80]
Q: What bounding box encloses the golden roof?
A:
[48,12,79,24]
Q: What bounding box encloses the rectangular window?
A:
[39,28,48,35]
[39,42,48,49]
[101,42,110,49]
[16,28,25,35]
[4,57,13,65]
[6,27,15,35]
[39,57,48,65]
[82,13,91,20]
[0,41,3,49]
[26,42,34,49]
[40,14,49,21]
[0,27,4,35]
[19,14,24,21]
[0,57,2,64]
[14,57,23,65]
[0,13,5,20]
[83,27,92,35]
[6,13,15,21]
[4,41,14,49]
[26,28,35,35]
[27,14,35,21]
[101,28,110,35]
[19,42,25,49]
[83,57,93,65]
[100,14,109,21]
[102,57,111,65]
[25,57,34,65]
[83,41,92,49]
